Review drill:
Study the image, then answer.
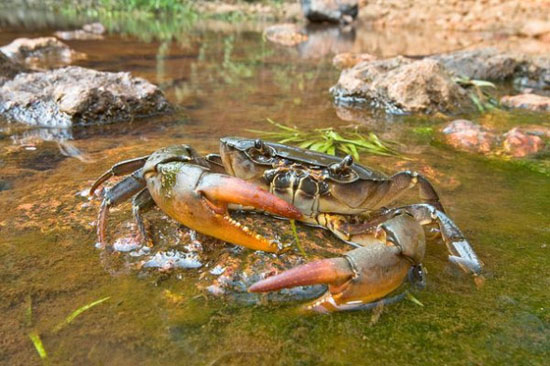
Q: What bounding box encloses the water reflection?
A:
[298,24,356,59]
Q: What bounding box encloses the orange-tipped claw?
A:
[198,174,303,220]
[248,241,414,313]
[148,165,303,253]
[249,258,352,293]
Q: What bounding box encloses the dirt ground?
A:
[197,0,550,33]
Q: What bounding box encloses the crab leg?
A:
[96,168,147,248]
[399,204,482,277]
[90,155,150,196]
[380,171,445,213]
[249,213,426,313]
[132,189,156,246]
[147,163,302,252]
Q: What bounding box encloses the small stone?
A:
[500,93,550,112]
[503,127,545,158]
[301,0,358,24]
[0,37,85,69]
[82,23,105,35]
[442,119,497,154]
[520,20,550,38]
[263,24,308,47]
[332,52,376,69]
[55,23,106,41]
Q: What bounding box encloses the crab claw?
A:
[146,161,302,253]
[198,173,302,220]
[249,213,426,312]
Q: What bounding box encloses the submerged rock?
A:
[501,93,550,112]
[442,120,549,158]
[330,57,470,114]
[263,24,308,47]
[301,0,358,24]
[0,66,170,127]
[0,37,85,69]
[54,22,106,41]
[503,127,547,158]
[442,119,498,154]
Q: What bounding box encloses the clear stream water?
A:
[0,10,549,366]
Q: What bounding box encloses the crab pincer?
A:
[91,145,302,252]
[249,213,426,313]
[146,162,302,252]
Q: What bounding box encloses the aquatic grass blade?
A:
[53,297,110,333]
[290,220,307,257]
[26,295,33,327]
[29,331,48,360]
[406,292,424,307]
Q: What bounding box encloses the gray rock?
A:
[431,48,550,89]
[301,0,358,24]
[330,57,471,114]
[0,66,170,127]
[431,48,519,81]
[515,56,550,89]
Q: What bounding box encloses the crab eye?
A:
[247,139,276,164]
[328,155,356,180]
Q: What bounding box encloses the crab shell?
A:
[219,137,405,216]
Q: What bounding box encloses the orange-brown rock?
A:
[501,93,550,112]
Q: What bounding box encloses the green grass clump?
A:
[248,118,402,160]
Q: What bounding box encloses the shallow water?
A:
[1,11,549,366]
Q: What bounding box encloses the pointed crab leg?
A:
[90,155,150,196]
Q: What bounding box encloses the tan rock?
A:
[0,37,85,69]
[331,57,471,114]
[263,24,308,47]
[332,52,376,69]
[520,20,550,38]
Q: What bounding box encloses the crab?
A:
[90,139,482,313]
